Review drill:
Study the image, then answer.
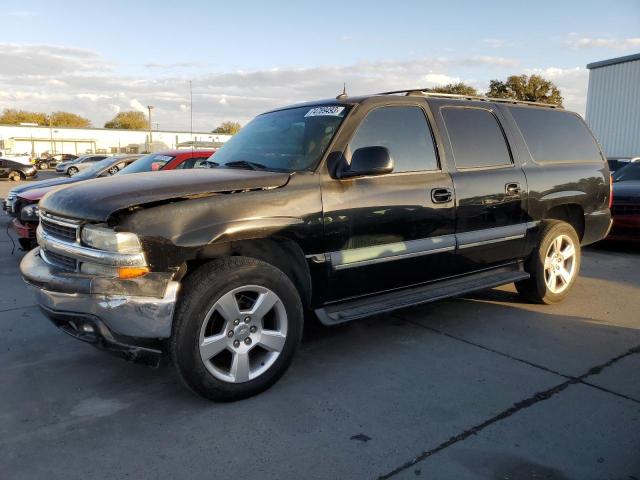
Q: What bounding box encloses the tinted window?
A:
[349,106,438,172]
[174,157,210,169]
[119,153,175,174]
[442,107,512,169]
[510,107,602,163]
[613,163,640,182]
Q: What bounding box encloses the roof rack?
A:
[376,89,563,109]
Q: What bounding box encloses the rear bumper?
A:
[20,248,180,340]
[607,214,640,241]
[582,209,613,246]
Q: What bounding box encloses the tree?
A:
[212,121,242,135]
[486,74,563,106]
[427,82,478,96]
[0,109,48,125]
[49,111,91,128]
[104,111,149,130]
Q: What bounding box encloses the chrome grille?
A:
[41,250,78,271]
[40,213,80,243]
[612,204,640,216]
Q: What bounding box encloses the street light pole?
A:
[147,105,154,152]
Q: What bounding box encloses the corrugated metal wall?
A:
[585,58,640,158]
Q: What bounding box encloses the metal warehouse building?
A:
[585,52,640,159]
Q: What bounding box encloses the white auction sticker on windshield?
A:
[304,106,345,117]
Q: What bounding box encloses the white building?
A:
[0,124,231,157]
[585,53,640,159]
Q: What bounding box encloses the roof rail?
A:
[376,89,563,109]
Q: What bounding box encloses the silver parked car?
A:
[56,154,109,176]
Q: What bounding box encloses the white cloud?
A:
[524,66,589,114]
[0,42,586,128]
[129,99,147,113]
[566,35,640,49]
[482,38,506,48]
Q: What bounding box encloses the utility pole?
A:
[49,115,54,155]
[147,105,154,152]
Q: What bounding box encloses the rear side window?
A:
[509,107,602,163]
[349,106,438,172]
[442,108,512,169]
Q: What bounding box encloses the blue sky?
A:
[1,0,639,130]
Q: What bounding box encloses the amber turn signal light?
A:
[118,266,150,279]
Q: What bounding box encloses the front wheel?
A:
[171,257,303,401]
[37,162,49,170]
[516,220,581,304]
[108,166,119,175]
[67,166,78,176]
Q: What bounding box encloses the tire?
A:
[516,220,581,304]
[18,237,36,251]
[37,162,49,170]
[67,166,79,176]
[108,166,119,175]
[171,256,304,401]
[8,171,24,182]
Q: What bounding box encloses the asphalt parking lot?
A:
[1,174,639,480]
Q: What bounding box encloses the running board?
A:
[315,264,530,326]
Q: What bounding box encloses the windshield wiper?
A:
[222,160,267,171]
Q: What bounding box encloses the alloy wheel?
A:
[198,285,288,383]
[544,234,576,294]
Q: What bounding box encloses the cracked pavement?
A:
[1,176,639,479]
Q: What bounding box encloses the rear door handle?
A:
[431,187,453,204]
[505,182,522,196]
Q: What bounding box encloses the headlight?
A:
[20,204,39,221]
[81,224,142,253]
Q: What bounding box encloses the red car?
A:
[12,149,217,250]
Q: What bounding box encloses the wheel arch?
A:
[186,237,313,308]
[543,203,585,240]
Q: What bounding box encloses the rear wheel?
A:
[67,166,79,176]
[108,166,119,175]
[516,221,581,304]
[8,171,24,181]
[37,162,49,170]
[172,257,303,401]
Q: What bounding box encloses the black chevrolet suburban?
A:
[20,90,612,401]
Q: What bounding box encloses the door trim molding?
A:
[330,234,456,271]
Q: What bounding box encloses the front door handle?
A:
[431,187,453,204]
[505,182,522,196]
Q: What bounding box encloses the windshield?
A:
[213,105,350,172]
[613,162,640,182]
[76,159,117,178]
[119,153,175,174]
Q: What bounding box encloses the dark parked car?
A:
[0,158,37,181]
[607,157,640,173]
[20,90,612,401]
[9,155,142,250]
[37,153,78,170]
[10,151,216,250]
[608,162,640,241]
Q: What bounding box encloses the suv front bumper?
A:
[20,248,180,361]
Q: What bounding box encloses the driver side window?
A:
[349,106,439,173]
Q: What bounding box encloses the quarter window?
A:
[442,108,512,169]
[509,107,602,163]
[349,106,438,172]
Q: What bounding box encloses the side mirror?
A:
[338,146,393,179]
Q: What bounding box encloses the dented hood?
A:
[40,169,291,222]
